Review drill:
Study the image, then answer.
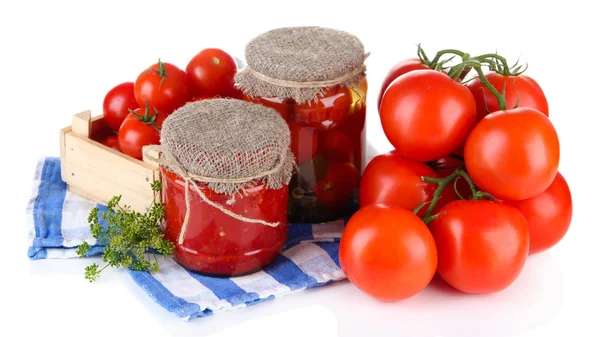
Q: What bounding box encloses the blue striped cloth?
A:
[27,157,348,320]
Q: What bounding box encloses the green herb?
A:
[76,180,175,282]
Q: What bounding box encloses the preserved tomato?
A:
[245,75,367,223]
[161,166,289,276]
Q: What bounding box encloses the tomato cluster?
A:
[97,49,241,159]
[340,47,572,301]
[244,77,368,223]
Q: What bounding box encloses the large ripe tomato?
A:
[134,60,188,115]
[244,94,291,120]
[464,107,560,200]
[508,172,572,255]
[118,105,165,160]
[100,135,121,152]
[186,48,240,99]
[314,161,359,209]
[292,85,351,131]
[379,70,477,162]
[377,58,429,110]
[359,150,455,217]
[288,122,318,165]
[339,204,437,301]
[467,72,548,121]
[102,82,139,131]
[429,200,529,294]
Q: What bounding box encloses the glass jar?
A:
[244,76,367,223]
[161,166,289,276]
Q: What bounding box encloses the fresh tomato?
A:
[134,59,188,115]
[467,72,549,121]
[359,150,455,217]
[377,58,429,110]
[314,161,359,209]
[339,204,437,301]
[244,95,291,120]
[464,107,560,200]
[508,172,572,254]
[289,122,318,165]
[100,135,121,152]
[433,156,473,200]
[102,82,139,131]
[118,105,165,160]
[186,48,239,99]
[429,200,529,294]
[319,129,355,163]
[379,70,477,162]
[292,85,351,131]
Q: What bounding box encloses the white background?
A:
[1,0,599,336]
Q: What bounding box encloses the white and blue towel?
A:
[27,157,348,320]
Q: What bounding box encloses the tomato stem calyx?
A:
[130,101,160,132]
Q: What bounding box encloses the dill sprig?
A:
[76,180,175,282]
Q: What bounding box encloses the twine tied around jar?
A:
[145,99,295,245]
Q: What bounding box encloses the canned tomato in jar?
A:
[236,26,368,223]
[152,98,294,276]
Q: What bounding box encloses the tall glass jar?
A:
[245,77,367,223]
[236,26,368,223]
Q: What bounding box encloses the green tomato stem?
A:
[470,63,507,111]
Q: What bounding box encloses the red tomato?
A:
[118,106,165,160]
[377,58,429,110]
[102,82,139,131]
[359,150,455,217]
[464,107,560,200]
[134,60,188,115]
[433,156,473,200]
[319,130,355,163]
[467,73,549,121]
[292,85,351,131]
[429,200,529,294]
[244,95,291,120]
[339,204,437,301]
[288,122,318,165]
[379,70,477,162]
[314,161,359,209]
[100,135,121,152]
[508,172,572,255]
[186,48,239,98]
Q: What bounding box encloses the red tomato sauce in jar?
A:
[161,167,289,276]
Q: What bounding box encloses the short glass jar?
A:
[161,167,289,276]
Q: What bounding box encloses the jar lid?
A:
[235,26,367,104]
[158,98,294,195]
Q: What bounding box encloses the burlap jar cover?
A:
[145,99,295,245]
[235,26,369,103]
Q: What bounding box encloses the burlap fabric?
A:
[235,26,368,104]
[145,98,294,244]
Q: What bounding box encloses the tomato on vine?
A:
[377,58,430,110]
[467,72,549,121]
[508,172,572,254]
[379,69,477,162]
[339,204,437,301]
[359,150,455,217]
[464,107,560,200]
[429,199,529,294]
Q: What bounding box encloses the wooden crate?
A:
[60,110,161,213]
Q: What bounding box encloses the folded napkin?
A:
[27,157,348,320]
